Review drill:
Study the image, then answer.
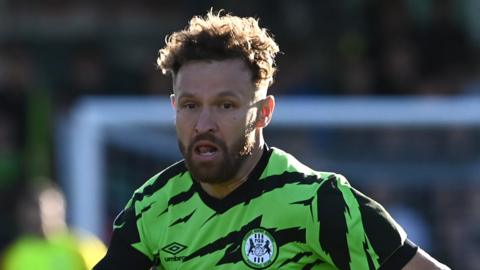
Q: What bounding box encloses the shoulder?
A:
[116,160,189,224]
[266,147,315,175]
[132,160,189,203]
[265,147,340,184]
[112,160,189,232]
[135,160,188,193]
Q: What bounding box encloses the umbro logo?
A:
[162,242,188,263]
[162,242,187,255]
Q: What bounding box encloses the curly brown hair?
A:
[157,10,280,89]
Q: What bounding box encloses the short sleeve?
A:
[93,199,153,270]
[310,174,408,270]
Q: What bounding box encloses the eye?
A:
[221,102,234,109]
[182,103,196,110]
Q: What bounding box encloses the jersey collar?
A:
[192,145,273,213]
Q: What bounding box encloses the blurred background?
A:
[1,0,480,269]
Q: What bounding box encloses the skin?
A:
[402,248,450,270]
[171,58,274,199]
[170,58,449,269]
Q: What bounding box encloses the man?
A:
[2,181,106,270]
[94,10,450,270]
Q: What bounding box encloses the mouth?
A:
[193,141,220,158]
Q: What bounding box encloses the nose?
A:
[194,108,217,134]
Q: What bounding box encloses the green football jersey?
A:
[95,147,414,270]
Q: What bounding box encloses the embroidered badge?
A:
[241,228,278,268]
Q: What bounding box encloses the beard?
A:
[178,132,255,184]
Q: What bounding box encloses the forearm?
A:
[401,248,450,270]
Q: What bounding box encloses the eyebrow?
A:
[177,90,243,100]
[176,92,195,100]
[216,90,242,99]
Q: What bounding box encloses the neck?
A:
[200,141,264,199]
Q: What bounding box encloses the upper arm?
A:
[315,174,449,270]
[93,201,153,270]
[93,227,152,270]
[401,248,450,270]
[311,174,412,269]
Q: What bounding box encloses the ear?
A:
[256,95,275,128]
[170,93,176,109]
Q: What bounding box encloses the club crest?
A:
[241,228,277,269]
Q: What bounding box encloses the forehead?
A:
[173,59,255,98]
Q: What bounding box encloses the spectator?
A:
[1,180,106,270]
